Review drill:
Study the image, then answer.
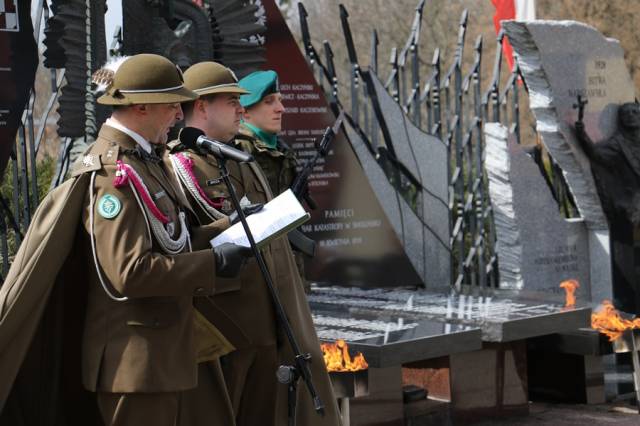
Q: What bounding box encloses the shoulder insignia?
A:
[71,151,103,176]
[82,154,96,167]
[98,193,122,219]
[101,143,120,165]
[71,138,121,176]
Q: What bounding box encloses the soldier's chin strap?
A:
[89,171,129,302]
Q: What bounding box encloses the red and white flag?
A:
[491,0,536,70]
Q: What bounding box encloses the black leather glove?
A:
[213,242,252,278]
[228,203,264,225]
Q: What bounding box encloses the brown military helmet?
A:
[183,61,249,96]
[97,54,198,106]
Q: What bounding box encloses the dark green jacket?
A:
[234,123,297,195]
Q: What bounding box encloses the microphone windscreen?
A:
[179,127,205,148]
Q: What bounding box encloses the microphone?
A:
[179,127,254,163]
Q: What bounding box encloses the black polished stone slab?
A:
[527,329,613,356]
[313,303,482,368]
[310,286,592,343]
[529,328,640,358]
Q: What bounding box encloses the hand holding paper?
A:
[210,189,311,249]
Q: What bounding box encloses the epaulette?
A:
[232,134,255,152]
[70,140,120,176]
[235,126,255,143]
[70,152,103,177]
[235,126,284,155]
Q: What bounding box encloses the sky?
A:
[104,0,122,56]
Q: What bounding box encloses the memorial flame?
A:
[321,339,369,372]
[559,279,580,307]
[591,300,640,341]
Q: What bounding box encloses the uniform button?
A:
[194,287,206,295]
[153,319,161,327]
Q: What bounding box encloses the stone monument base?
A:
[349,366,404,426]
[402,342,529,423]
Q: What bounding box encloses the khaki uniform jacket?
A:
[0,126,228,422]
[167,144,342,425]
[81,126,231,393]
[165,146,277,349]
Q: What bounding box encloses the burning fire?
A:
[321,339,369,372]
[559,279,580,307]
[591,300,640,342]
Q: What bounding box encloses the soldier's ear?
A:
[129,104,148,117]
[196,99,207,114]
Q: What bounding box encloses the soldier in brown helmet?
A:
[0,54,252,426]
[167,61,341,426]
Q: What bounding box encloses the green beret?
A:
[238,70,279,108]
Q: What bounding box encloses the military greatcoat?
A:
[0,125,235,425]
[167,141,342,426]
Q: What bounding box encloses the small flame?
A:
[559,279,580,307]
[321,339,369,372]
[591,300,640,341]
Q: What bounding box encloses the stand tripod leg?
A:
[217,158,323,425]
[288,380,298,426]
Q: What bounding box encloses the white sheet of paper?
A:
[210,189,310,248]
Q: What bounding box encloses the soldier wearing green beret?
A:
[236,70,314,287]
[167,62,342,426]
[0,54,253,426]
[236,70,297,196]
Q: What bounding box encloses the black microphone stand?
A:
[216,156,324,425]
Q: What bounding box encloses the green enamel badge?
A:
[98,194,122,219]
